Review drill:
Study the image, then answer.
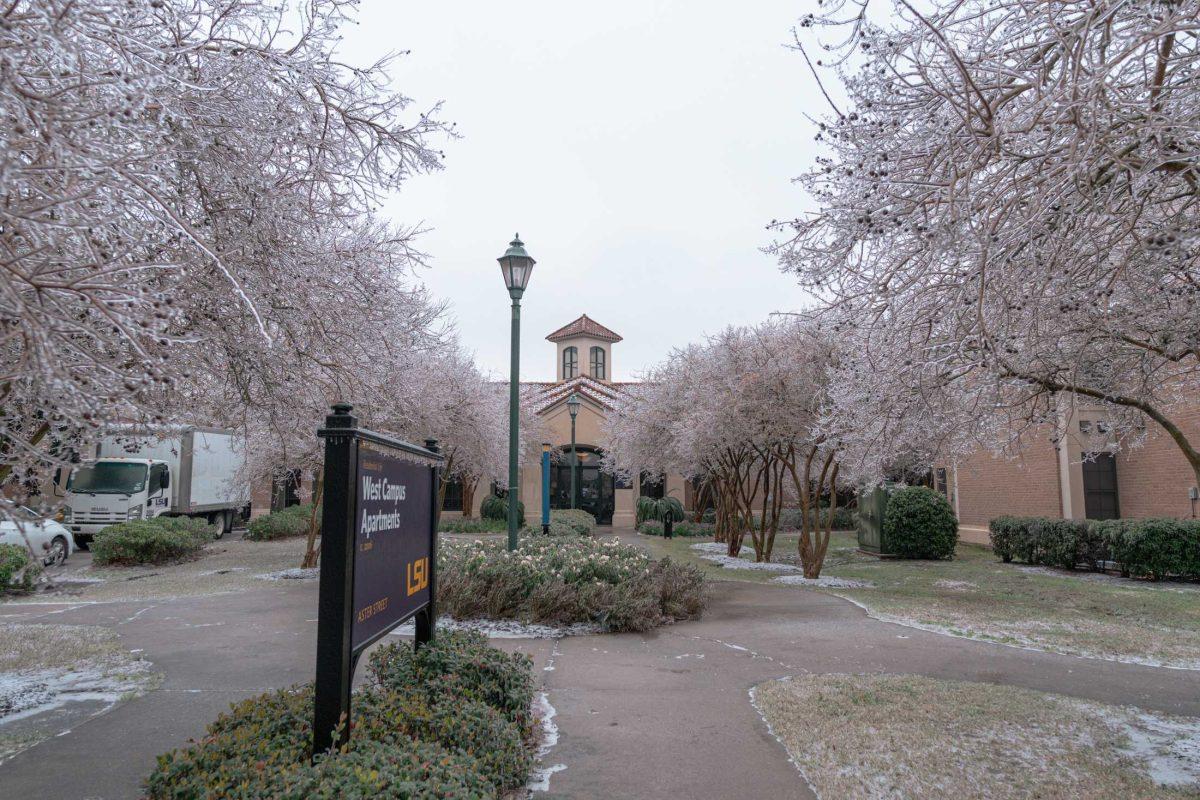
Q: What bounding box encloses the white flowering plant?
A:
[437,537,705,633]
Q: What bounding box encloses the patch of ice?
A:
[254,568,318,581]
[0,660,155,729]
[1097,708,1200,789]
[527,691,566,793]
[673,653,705,660]
[690,543,800,573]
[389,616,602,640]
[774,575,875,589]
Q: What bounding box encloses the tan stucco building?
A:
[451,315,689,528]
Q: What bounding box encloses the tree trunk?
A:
[300,468,324,569]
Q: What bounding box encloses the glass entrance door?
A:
[550,448,614,524]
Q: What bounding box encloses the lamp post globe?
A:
[498,234,535,552]
[566,392,580,510]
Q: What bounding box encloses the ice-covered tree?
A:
[773,0,1200,486]
[0,0,449,514]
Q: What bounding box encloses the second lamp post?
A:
[567,392,580,510]
[497,234,535,552]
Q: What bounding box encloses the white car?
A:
[0,509,76,567]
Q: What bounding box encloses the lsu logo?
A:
[407,557,429,596]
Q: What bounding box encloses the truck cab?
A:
[63,458,171,545]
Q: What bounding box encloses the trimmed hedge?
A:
[0,543,40,594]
[551,509,596,535]
[778,506,858,531]
[146,631,535,799]
[480,494,525,526]
[992,516,1200,580]
[92,516,214,566]
[637,520,716,538]
[246,503,317,541]
[439,517,507,534]
[881,486,958,560]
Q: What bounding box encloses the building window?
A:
[934,467,947,497]
[562,346,578,379]
[442,474,464,512]
[589,346,606,380]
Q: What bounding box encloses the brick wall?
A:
[950,436,1062,529]
[1115,407,1200,519]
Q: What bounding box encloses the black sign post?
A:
[312,403,442,757]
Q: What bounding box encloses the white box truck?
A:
[61,427,249,545]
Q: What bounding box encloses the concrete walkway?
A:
[1,531,1197,799]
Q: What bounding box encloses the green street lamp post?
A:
[498,234,535,552]
[566,392,580,510]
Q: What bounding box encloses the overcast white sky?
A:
[341,2,824,381]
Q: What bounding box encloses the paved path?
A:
[1,530,1197,799]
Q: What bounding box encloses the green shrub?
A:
[0,543,40,593]
[988,516,1200,580]
[146,632,538,798]
[882,486,958,560]
[92,517,214,566]
[637,496,684,526]
[523,520,579,537]
[637,520,715,538]
[1100,518,1200,580]
[439,517,507,534]
[551,508,596,535]
[368,631,535,733]
[437,538,706,633]
[480,494,524,526]
[988,516,1031,563]
[246,503,317,541]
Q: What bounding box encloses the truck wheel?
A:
[47,536,69,567]
[210,512,228,539]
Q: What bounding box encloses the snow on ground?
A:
[774,575,875,589]
[690,542,801,572]
[933,579,978,591]
[390,616,603,640]
[527,691,566,793]
[1101,707,1200,789]
[0,624,157,762]
[253,567,319,581]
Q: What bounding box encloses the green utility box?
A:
[856,484,894,556]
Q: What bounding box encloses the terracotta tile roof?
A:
[545,314,623,343]
[523,375,630,414]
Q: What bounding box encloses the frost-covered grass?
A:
[752,674,1200,800]
[648,531,1200,669]
[0,623,158,761]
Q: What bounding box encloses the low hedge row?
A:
[246,503,317,541]
[439,517,507,534]
[145,631,535,799]
[637,520,715,538]
[550,509,596,536]
[92,517,215,566]
[0,542,40,593]
[989,516,1200,580]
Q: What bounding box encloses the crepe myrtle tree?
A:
[383,346,513,519]
[0,0,450,516]
[772,0,1200,487]
[604,319,845,572]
